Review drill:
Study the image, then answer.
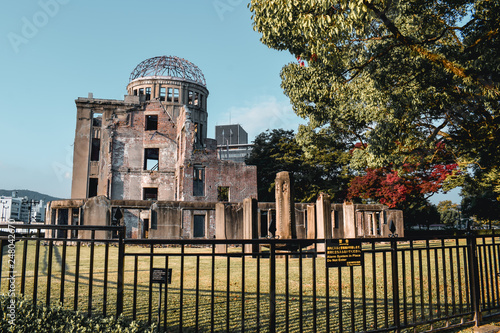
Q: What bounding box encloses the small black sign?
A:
[326,239,363,268]
[151,268,172,284]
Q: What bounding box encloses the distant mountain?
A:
[0,189,62,202]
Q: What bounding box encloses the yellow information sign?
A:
[326,239,363,268]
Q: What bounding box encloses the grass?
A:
[1,237,499,332]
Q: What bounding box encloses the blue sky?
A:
[0,0,304,198]
[0,0,460,204]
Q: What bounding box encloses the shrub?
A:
[0,296,156,333]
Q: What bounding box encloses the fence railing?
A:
[1,224,499,332]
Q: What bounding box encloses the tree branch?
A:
[363,0,500,96]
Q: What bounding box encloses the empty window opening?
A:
[269,210,277,238]
[72,210,79,226]
[188,91,194,105]
[145,87,151,101]
[375,213,381,235]
[193,123,199,145]
[71,209,79,238]
[160,87,166,101]
[133,89,138,96]
[217,186,229,202]
[193,166,205,196]
[334,211,339,229]
[90,138,100,161]
[92,113,102,127]
[193,215,205,238]
[88,178,98,198]
[194,123,203,145]
[145,115,158,131]
[143,218,149,238]
[144,148,159,171]
[151,209,157,230]
[194,92,199,106]
[198,123,203,144]
[139,88,144,96]
[167,88,173,102]
[143,187,158,200]
[173,88,179,103]
[260,211,269,237]
[112,207,123,226]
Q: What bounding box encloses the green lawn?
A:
[1,238,497,332]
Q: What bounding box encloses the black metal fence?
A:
[1,224,499,332]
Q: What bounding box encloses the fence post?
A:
[269,241,276,333]
[391,239,401,332]
[467,234,482,327]
[116,226,125,317]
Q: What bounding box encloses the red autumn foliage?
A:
[348,162,459,208]
[296,56,306,67]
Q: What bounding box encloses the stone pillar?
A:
[343,202,356,238]
[275,171,296,239]
[306,204,316,239]
[215,202,227,253]
[243,197,258,255]
[316,193,331,253]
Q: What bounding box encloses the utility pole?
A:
[1,199,8,222]
[25,199,40,224]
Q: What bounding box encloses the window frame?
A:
[145,115,158,131]
[173,88,179,103]
[159,86,166,101]
[217,186,230,202]
[167,88,173,102]
[143,187,158,201]
[144,148,159,171]
[193,165,205,197]
[193,214,206,238]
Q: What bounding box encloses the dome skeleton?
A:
[129,55,206,86]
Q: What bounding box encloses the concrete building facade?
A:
[1,194,45,223]
[216,124,253,163]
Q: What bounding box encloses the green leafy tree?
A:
[246,129,351,202]
[249,0,500,197]
[406,202,441,230]
[437,200,460,226]
[462,179,500,228]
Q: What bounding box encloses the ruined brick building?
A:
[47,56,258,238]
[72,55,257,203]
[46,55,403,241]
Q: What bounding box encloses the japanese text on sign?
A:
[326,239,363,268]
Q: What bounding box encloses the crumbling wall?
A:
[82,196,110,239]
[181,150,258,203]
[110,101,180,201]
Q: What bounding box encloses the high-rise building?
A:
[215,124,253,163]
